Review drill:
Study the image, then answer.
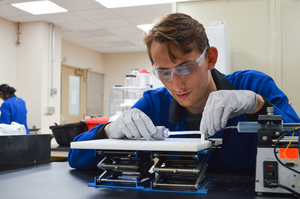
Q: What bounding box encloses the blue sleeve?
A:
[68,124,105,169]
[228,70,300,123]
[257,76,299,123]
[254,75,300,136]
[0,103,11,124]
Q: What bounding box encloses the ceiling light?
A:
[95,0,189,8]
[12,1,67,15]
[137,24,155,33]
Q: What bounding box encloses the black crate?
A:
[0,134,52,171]
[50,122,88,146]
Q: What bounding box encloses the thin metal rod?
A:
[98,163,138,171]
[155,183,195,188]
[51,24,55,93]
[99,151,137,155]
[153,167,200,174]
[100,179,136,183]
[154,153,197,159]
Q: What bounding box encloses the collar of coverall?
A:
[168,68,235,125]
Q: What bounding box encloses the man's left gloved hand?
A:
[200,90,257,137]
[106,108,157,140]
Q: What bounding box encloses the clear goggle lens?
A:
[152,47,207,82]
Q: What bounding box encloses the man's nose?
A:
[171,73,185,91]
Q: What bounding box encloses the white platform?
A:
[71,138,211,152]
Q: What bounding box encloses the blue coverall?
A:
[68,69,300,169]
[0,96,29,134]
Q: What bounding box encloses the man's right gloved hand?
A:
[105,108,157,140]
[200,90,257,137]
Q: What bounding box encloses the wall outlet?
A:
[45,107,55,115]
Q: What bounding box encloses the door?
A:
[61,65,86,124]
[86,71,104,117]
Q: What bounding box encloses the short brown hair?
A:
[143,13,210,63]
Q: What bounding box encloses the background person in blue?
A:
[0,84,29,134]
[68,13,300,170]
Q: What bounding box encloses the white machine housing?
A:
[255,147,300,194]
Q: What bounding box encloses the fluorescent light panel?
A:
[137,24,155,33]
[12,1,67,15]
[95,0,189,8]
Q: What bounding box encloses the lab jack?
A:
[71,137,221,194]
[88,149,215,194]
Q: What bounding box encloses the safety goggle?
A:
[152,47,208,82]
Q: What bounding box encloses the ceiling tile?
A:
[149,3,172,15]
[0,5,30,17]
[92,18,133,29]
[107,26,142,35]
[126,15,160,25]
[59,26,70,31]
[79,29,114,37]
[110,6,156,17]
[106,41,135,47]
[73,9,119,21]
[58,21,99,30]
[120,33,144,41]
[61,31,83,38]
[1,0,169,54]
[130,40,145,46]
[116,46,145,52]
[6,15,43,22]
[78,41,109,49]
[51,0,105,11]
[3,0,41,3]
[95,47,121,54]
[0,1,8,5]
[93,35,125,42]
[138,45,147,51]
[63,37,98,44]
[39,12,85,24]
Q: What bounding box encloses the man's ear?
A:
[207,47,218,70]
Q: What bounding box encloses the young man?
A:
[68,13,300,170]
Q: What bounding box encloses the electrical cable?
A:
[283,127,300,163]
[273,129,300,175]
[268,183,300,198]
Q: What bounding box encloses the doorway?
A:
[86,71,104,117]
[61,65,86,124]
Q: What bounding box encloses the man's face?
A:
[151,41,215,114]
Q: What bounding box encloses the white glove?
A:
[200,90,257,136]
[106,108,157,140]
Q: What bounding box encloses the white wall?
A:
[61,40,104,74]
[0,17,17,90]
[103,52,151,117]
[15,22,61,134]
[281,0,300,115]
[40,24,62,134]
